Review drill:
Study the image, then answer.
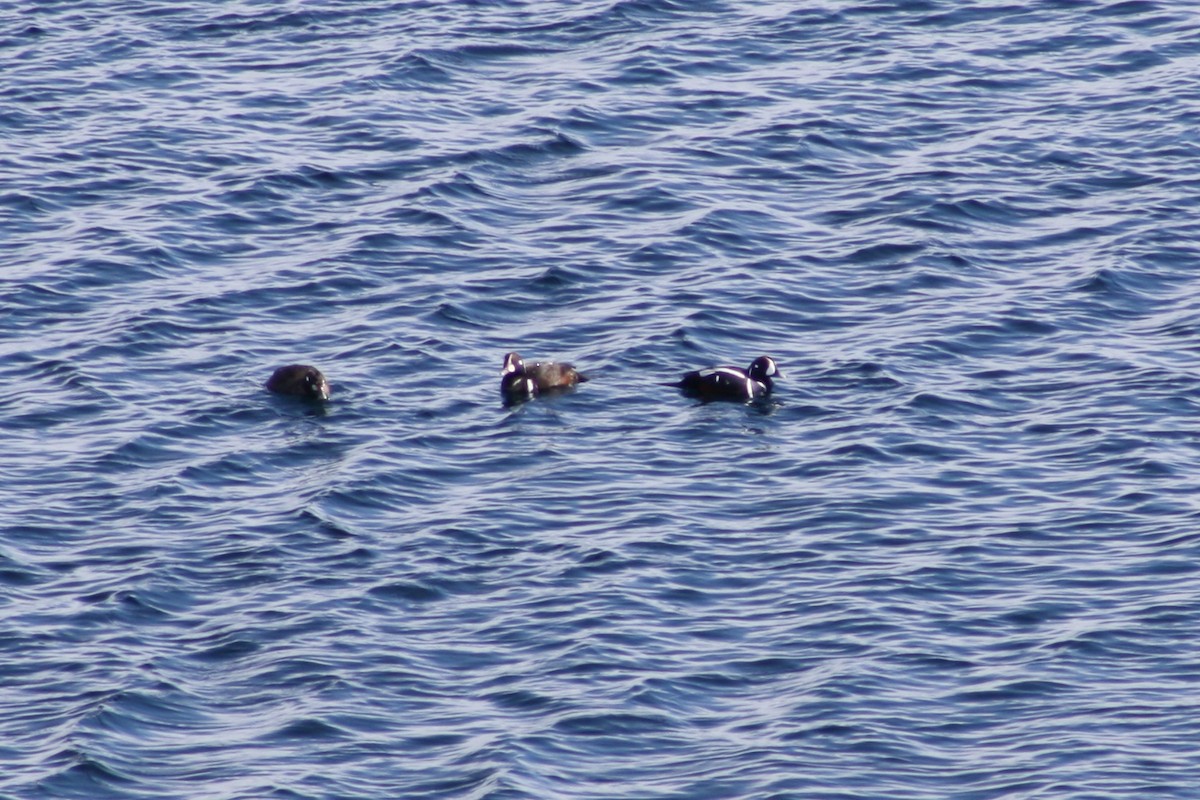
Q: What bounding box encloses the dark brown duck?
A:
[266,364,331,401]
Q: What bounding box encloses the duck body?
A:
[501,352,588,400]
[266,364,331,401]
[672,356,781,402]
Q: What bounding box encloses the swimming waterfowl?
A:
[266,364,331,401]
[670,356,781,402]
[500,352,588,400]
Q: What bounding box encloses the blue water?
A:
[4,1,1200,797]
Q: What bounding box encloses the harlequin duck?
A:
[266,364,331,401]
[670,356,781,402]
[501,352,588,400]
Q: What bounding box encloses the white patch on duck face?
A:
[502,354,523,375]
[747,358,775,379]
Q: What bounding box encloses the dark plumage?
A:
[500,352,588,400]
[266,364,331,401]
[670,356,781,402]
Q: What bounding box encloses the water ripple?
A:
[5,0,1200,798]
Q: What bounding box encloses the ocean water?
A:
[4,0,1200,797]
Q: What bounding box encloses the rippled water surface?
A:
[5,1,1200,797]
